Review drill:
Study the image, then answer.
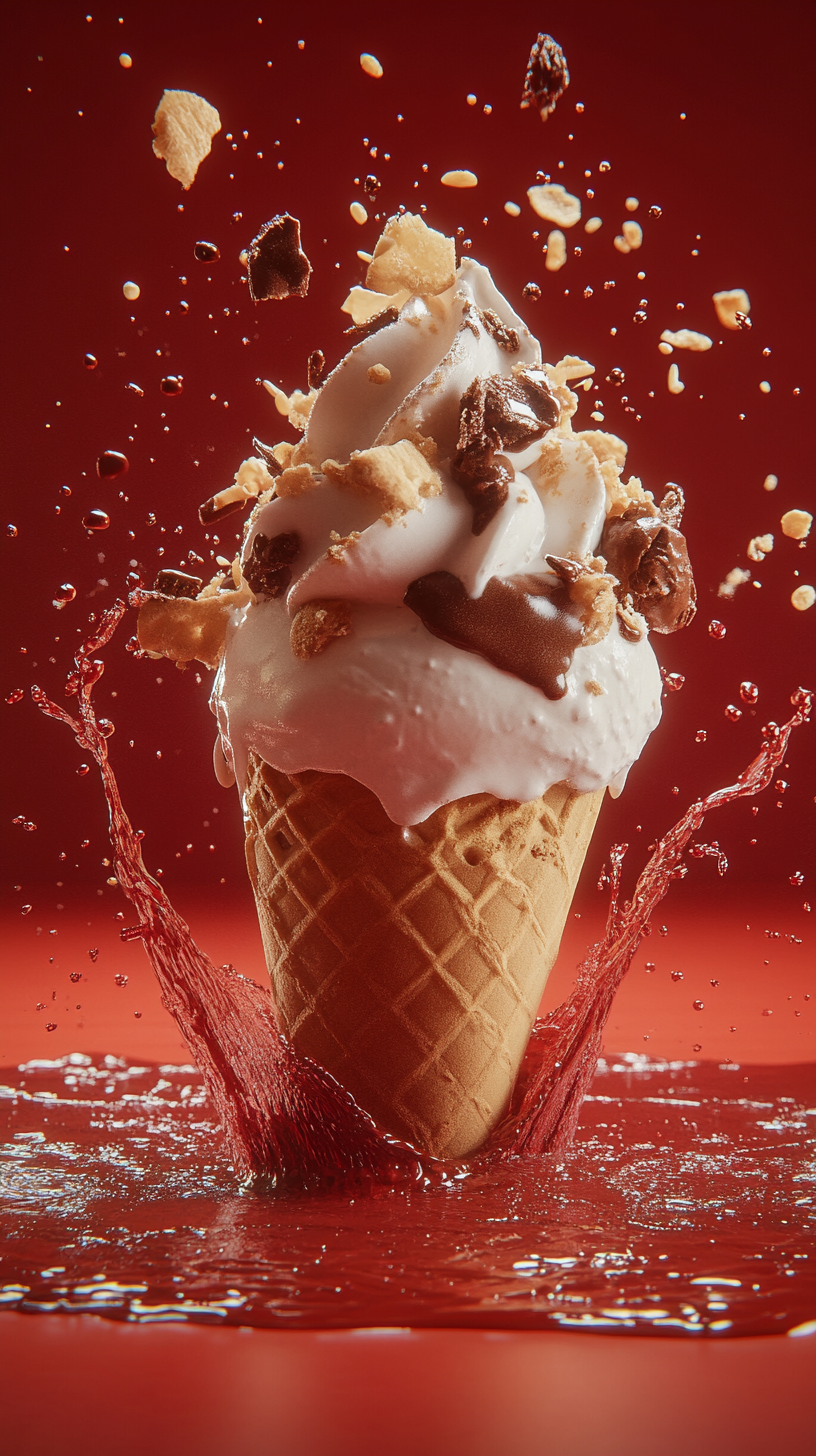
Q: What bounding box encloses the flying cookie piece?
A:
[152,89,221,189]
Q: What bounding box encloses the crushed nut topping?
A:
[290,599,353,659]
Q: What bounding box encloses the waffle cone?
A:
[243,753,603,1159]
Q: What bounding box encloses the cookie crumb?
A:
[544,229,567,271]
[718,566,751,599]
[791,584,815,611]
[152,89,221,189]
[528,183,581,228]
[781,509,812,541]
[290,600,353,658]
[713,288,751,330]
[585,678,605,695]
[367,363,391,384]
[747,533,773,562]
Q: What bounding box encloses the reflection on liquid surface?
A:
[2,1052,813,1337]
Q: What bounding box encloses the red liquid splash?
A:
[31,600,813,1186]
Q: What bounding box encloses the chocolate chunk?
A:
[307,349,326,389]
[96,450,129,480]
[601,502,696,634]
[520,34,570,121]
[198,495,247,525]
[451,371,559,534]
[194,240,220,262]
[343,306,400,339]
[404,571,584,700]
[247,214,311,303]
[251,438,283,476]
[478,308,520,353]
[244,530,301,599]
[152,569,203,599]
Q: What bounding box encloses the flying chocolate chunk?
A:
[601,490,696,634]
[247,214,312,303]
[520,34,570,121]
[451,371,560,535]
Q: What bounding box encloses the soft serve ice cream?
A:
[179,214,693,824]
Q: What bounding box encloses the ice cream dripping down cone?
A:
[244,753,603,1159]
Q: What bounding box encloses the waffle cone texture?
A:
[244,753,603,1159]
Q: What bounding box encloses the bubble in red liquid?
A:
[710,978,720,987]
[23,821,37,832]
[76,764,90,776]
[69,972,82,983]
[725,705,742,722]
[160,375,184,395]
[695,729,707,743]
[775,779,789,794]
[179,300,189,314]
[633,309,647,324]
[522,282,542,301]
[645,962,655,972]
[609,368,625,386]
[45,1022,57,1032]
[88,948,99,962]
[662,670,685,692]
[96,450,129,480]
[762,1008,773,1017]
[671,970,683,982]
[6,523,18,537]
[114,974,129,987]
[658,925,669,937]
[21,904,32,916]
[648,204,663,218]
[791,686,812,711]
[761,722,780,742]
[5,688,24,704]
[693,1000,705,1010]
[740,681,759,705]
[194,240,220,262]
[790,871,804,886]
[53,583,77,609]
[126,572,141,589]
[692,1044,702,1053]
[98,719,115,738]
[84,353,98,370]
[709,620,726,640]
[83,509,110,531]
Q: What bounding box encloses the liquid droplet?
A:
[5,688,24,704]
[695,730,707,743]
[194,241,220,262]
[790,871,804,886]
[84,353,98,370]
[671,970,684,982]
[7,523,18,537]
[161,376,184,396]
[693,1000,705,1011]
[83,509,110,531]
[53,584,77,607]
[725,705,742,722]
[740,682,759,705]
[97,451,129,480]
[522,282,542,301]
[709,620,726,640]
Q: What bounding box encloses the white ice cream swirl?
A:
[212,256,663,824]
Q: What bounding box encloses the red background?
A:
[1,0,814,993]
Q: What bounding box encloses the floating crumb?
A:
[504,201,521,216]
[792,584,815,611]
[625,197,639,212]
[713,288,751,330]
[366,213,455,297]
[584,216,602,234]
[622,220,642,249]
[585,678,605,695]
[152,89,221,190]
[290,600,353,658]
[660,328,712,351]
[360,54,383,78]
[613,234,631,254]
[658,342,673,355]
[441,169,478,188]
[119,54,132,69]
[247,214,311,302]
[718,567,751,599]
[544,229,567,271]
[367,363,391,384]
[668,363,685,394]
[350,201,368,225]
[747,534,774,562]
[527,183,581,227]
[322,439,441,520]
[123,281,140,301]
[759,380,771,394]
[781,509,812,540]
[520,33,569,121]
[763,473,778,492]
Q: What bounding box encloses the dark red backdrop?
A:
[2,0,814,908]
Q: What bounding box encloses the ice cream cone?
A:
[243,752,603,1159]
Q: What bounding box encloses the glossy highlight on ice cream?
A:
[201,215,694,824]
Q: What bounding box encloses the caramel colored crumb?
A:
[137,585,246,669]
[544,229,567,271]
[327,530,361,562]
[151,89,221,190]
[276,463,317,498]
[366,213,456,297]
[747,534,774,562]
[290,599,353,659]
[781,509,812,541]
[791,584,815,611]
[527,184,581,228]
[367,363,392,384]
[718,566,751,599]
[712,288,751,330]
[322,439,441,520]
[585,679,605,696]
